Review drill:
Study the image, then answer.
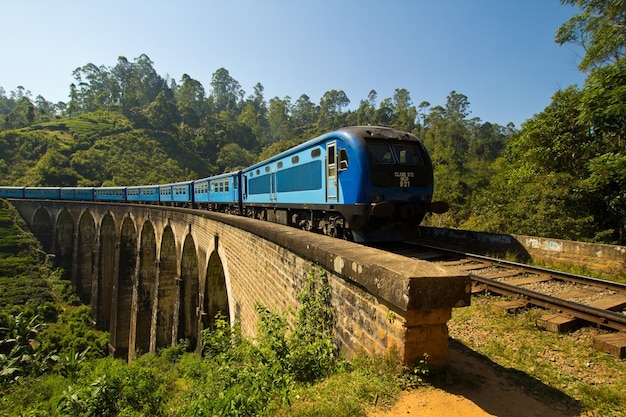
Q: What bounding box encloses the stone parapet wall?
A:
[418,226,626,277]
[207,212,471,368]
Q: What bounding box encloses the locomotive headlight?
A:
[372,194,385,203]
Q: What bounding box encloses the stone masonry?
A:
[10,200,471,370]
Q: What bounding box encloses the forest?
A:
[0,0,624,245]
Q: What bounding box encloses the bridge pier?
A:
[9,200,470,370]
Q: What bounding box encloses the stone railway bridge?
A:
[10,200,470,369]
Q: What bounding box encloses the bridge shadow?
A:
[431,338,582,417]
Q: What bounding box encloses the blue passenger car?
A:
[60,187,94,201]
[193,178,211,205]
[24,187,61,200]
[125,186,159,203]
[0,187,25,198]
[94,187,126,202]
[138,185,160,203]
[159,181,193,205]
[208,172,240,209]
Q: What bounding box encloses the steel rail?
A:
[417,243,626,293]
[470,274,626,332]
[406,243,626,332]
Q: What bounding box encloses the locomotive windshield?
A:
[368,142,426,165]
[367,140,433,187]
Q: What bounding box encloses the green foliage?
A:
[466,61,625,242]
[0,312,47,385]
[0,200,53,312]
[0,112,210,187]
[0,203,107,397]
[556,0,626,71]
[57,357,168,417]
[289,267,336,382]
[183,266,338,416]
[38,306,109,360]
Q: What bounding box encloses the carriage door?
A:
[270,165,277,201]
[326,142,338,201]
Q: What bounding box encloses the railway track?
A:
[373,242,626,357]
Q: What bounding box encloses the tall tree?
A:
[176,74,206,127]
[291,94,317,135]
[146,91,179,131]
[209,67,244,113]
[391,88,418,132]
[239,82,269,142]
[556,0,626,71]
[267,96,293,143]
[317,90,349,131]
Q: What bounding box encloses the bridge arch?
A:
[156,225,177,350]
[134,220,157,355]
[76,211,96,304]
[97,213,116,329]
[112,215,137,358]
[203,243,230,332]
[55,209,74,279]
[32,207,53,253]
[179,233,199,349]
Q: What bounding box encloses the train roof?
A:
[338,126,421,142]
[243,126,420,173]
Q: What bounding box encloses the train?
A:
[0,126,448,242]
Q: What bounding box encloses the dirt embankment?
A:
[369,343,579,417]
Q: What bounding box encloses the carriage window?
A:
[265,166,270,172]
[311,148,321,158]
[292,156,299,164]
[277,162,283,169]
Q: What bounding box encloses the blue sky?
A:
[1,0,585,128]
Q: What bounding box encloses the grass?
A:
[448,293,626,415]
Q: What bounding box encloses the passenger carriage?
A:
[138,185,160,203]
[0,186,25,198]
[204,172,240,213]
[126,185,160,203]
[159,181,193,206]
[60,187,94,201]
[94,187,126,202]
[24,187,62,200]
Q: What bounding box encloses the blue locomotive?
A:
[0,126,447,242]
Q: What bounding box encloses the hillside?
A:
[0,111,212,187]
